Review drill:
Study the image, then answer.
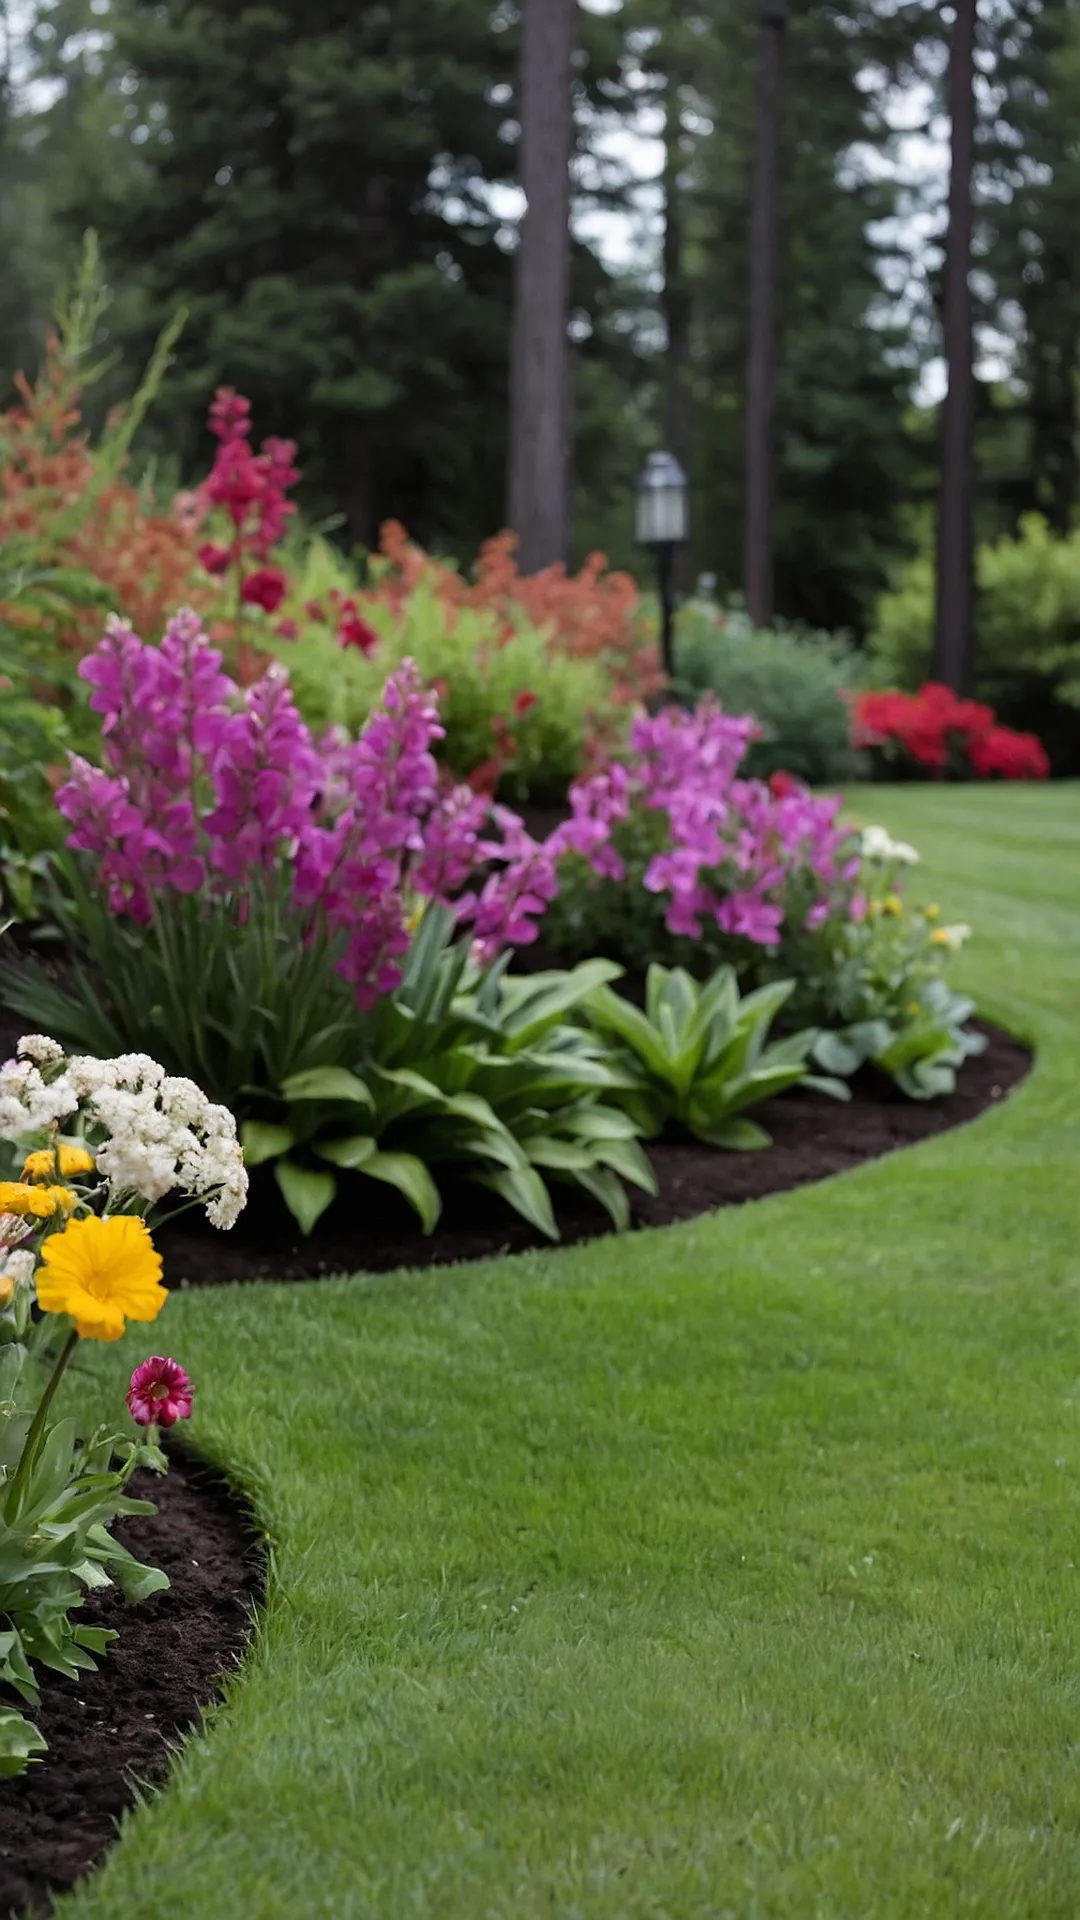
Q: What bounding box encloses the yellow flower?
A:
[883,893,903,917]
[21,1148,56,1182]
[923,903,941,920]
[35,1214,166,1343]
[930,927,951,947]
[0,1180,70,1219]
[0,1273,14,1306]
[58,1144,95,1179]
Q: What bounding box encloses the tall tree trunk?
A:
[744,0,787,630]
[933,0,977,693]
[508,0,576,573]
[662,70,690,470]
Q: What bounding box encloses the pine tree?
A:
[933,0,977,693]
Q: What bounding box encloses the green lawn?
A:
[58,785,1080,1918]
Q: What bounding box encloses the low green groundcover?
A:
[52,785,1080,1918]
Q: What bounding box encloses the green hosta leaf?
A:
[559,1104,642,1141]
[584,985,678,1084]
[360,1152,442,1233]
[524,1136,598,1173]
[812,1030,864,1077]
[107,1553,171,1606]
[0,1706,46,1777]
[570,1164,631,1232]
[693,1116,772,1150]
[498,961,624,1050]
[280,1067,374,1108]
[473,1165,559,1239]
[315,1133,377,1171]
[803,1074,852,1101]
[241,1120,296,1168]
[594,1136,658,1193]
[275,1159,337,1235]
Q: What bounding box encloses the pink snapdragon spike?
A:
[127,1356,194,1429]
[548,699,860,950]
[59,617,556,1006]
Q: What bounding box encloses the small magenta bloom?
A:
[241,566,289,613]
[126,1356,194,1429]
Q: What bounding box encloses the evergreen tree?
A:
[33,0,523,548]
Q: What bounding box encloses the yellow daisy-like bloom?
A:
[929,927,951,948]
[0,1180,74,1219]
[58,1144,95,1178]
[22,1148,56,1182]
[923,903,941,920]
[35,1214,166,1343]
[0,1273,14,1306]
[883,893,903,917]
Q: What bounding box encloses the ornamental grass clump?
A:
[0,1033,239,1778]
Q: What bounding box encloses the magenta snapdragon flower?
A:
[126,1356,195,1429]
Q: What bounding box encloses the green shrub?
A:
[272,538,622,805]
[582,965,846,1150]
[674,603,865,786]
[244,907,656,1239]
[870,515,1080,769]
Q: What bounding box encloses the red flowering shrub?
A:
[852,683,1049,781]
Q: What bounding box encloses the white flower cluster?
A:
[861,825,920,866]
[0,1041,248,1230]
[1,1247,36,1288]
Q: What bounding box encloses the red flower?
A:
[197,541,234,577]
[240,567,289,613]
[513,689,538,719]
[968,725,1050,780]
[338,611,379,655]
[304,599,327,622]
[126,1356,194,1429]
[767,769,802,798]
[276,618,299,640]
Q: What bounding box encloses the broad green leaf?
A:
[315,1133,377,1171]
[280,1066,373,1108]
[812,1030,863,1077]
[499,960,624,1050]
[108,1555,171,1605]
[594,1136,658,1193]
[361,1152,442,1233]
[241,1120,295,1168]
[275,1159,337,1235]
[571,1164,631,1232]
[524,1136,598,1172]
[584,985,678,1084]
[693,1116,772,1150]
[473,1165,559,1239]
[0,1707,46,1778]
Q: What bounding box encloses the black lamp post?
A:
[634,450,690,684]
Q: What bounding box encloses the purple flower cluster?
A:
[59,611,558,1004]
[548,699,859,947]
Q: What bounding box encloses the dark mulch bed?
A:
[0,1457,263,1919]
[157,1020,1031,1289]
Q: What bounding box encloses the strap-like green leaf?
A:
[360,1151,442,1233]
[280,1066,373,1107]
[241,1120,295,1168]
[275,1159,337,1234]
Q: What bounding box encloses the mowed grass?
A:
[56,785,1080,1919]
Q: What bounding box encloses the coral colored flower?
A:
[240,566,288,614]
[126,1355,194,1429]
[197,542,234,577]
[36,1214,166,1342]
[513,689,538,719]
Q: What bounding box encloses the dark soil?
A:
[0,1458,262,1919]
[156,1021,1031,1289]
